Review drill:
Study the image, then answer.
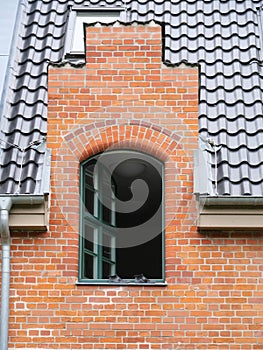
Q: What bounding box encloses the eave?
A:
[0,194,49,231]
[197,195,263,231]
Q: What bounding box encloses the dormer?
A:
[64,6,125,59]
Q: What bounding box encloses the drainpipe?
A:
[0,197,12,350]
[0,0,27,342]
[0,0,34,347]
[0,195,46,350]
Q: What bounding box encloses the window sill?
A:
[76,281,167,287]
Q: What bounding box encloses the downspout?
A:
[0,195,46,350]
[0,1,27,346]
[0,197,12,350]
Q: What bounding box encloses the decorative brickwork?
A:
[5,23,263,350]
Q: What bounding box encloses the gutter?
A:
[198,195,263,208]
[197,195,263,230]
[0,195,45,350]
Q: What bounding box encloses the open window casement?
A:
[79,150,164,284]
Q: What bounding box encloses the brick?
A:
[8,22,263,350]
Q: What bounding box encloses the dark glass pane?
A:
[114,157,162,228]
[85,188,94,215]
[102,261,112,279]
[84,161,96,215]
[116,233,162,279]
[102,245,111,259]
[85,173,94,188]
[84,253,94,279]
[84,225,95,252]
[85,162,95,176]
[102,167,112,185]
[101,166,115,225]
[102,204,111,224]
[102,234,112,259]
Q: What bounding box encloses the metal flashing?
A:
[41,148,51,195]
[72,6,125,11]
[0,0,21,104]
[257,6,263,60]
[194,149,209,195]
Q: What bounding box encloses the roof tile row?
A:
[0,0,263,195]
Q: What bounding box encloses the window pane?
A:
[102,233,115,260]
[84,161,97,216]
[85,162,95,176]
[116,233,162,279]
[85,173,94,188]
[102,203,111,224]
[102,261,114,279]
[84,224,96,252]
[101,166,115,224]
[102,244,111,260]
[85,188,94,215]
[84,253,96,279]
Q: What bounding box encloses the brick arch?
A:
[63,120,183,164]
[52,120,196,233]
[51,119,197,270]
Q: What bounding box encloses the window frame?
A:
[64,7,124,58]
[79,150,165,284]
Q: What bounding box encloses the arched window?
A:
[79,150,164,283]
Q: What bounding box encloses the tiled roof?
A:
[1,0,263,195]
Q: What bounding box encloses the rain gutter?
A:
[0,194,45,350]
[198,195,263,207]
[197,195,263,230]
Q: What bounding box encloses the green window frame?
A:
[79,150,165,283]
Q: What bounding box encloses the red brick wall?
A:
[5,23,263,350]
